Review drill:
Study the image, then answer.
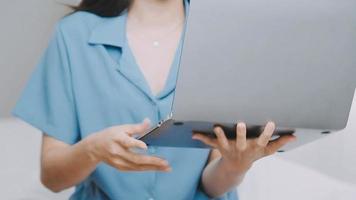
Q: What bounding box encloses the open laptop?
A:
[139,0,356,151]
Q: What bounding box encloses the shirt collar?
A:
[88,11,127,48]
[87,0,189,103]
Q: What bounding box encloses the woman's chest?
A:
[127,38,180,96]
[69,46,176,136]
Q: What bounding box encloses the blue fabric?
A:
[12,1,238,199]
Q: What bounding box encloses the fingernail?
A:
[214,126,223,133]
[139,142,148,149]
[161,167,172,172]
[237,122,245,129]
[143,118,151,125]
[267,121,275,129]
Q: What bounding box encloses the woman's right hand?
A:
[86,119,171,172]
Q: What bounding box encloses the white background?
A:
[0,0,355,199]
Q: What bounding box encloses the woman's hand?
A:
[192,122,296,174]
[87,119,171,172]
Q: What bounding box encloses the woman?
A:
[12,0,296,199]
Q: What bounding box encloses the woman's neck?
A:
[128,0,185,29]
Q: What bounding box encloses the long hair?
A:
[74,0,130,17]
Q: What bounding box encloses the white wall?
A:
[0,118,73,199]
[280,94,356,185]
[0,0,73,118]
[238,92,356,200]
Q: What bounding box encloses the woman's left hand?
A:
[192,122,296,174]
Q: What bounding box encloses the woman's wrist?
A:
[218,158,252,177]
[82,132,103,164]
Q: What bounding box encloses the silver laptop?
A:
[139,0,356,151]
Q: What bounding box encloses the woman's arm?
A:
[194,122,296,198]
[40,119,171,192]
[198,149,247,198]
[40,134,98,192]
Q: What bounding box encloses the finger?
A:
[123,118,151,136]
[235,122,247,149]
[257,121,276,147]
[107,158,132,171]
[192,133,219,148]
[214,126,230,151]
[132,164,172,172]
[110,158,171,172]
[109,149,171,171]
[265,135,296,155]
[115,134,148,150]
[121,151,170,168]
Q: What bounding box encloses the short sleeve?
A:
[12,23,80,145]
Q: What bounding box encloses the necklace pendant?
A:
[153,41,160,47]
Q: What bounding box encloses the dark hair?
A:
[74,0,130,17]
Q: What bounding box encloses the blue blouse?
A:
[12,1,238,199]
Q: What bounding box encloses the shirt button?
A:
[151,99,158,105]
[149,146,156,154]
